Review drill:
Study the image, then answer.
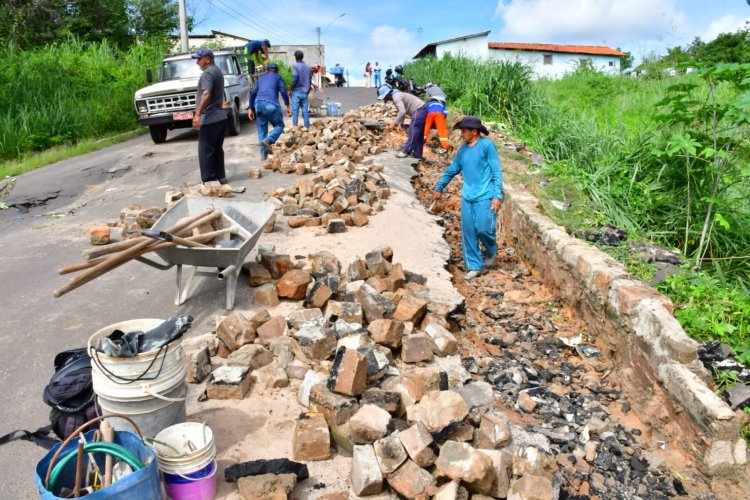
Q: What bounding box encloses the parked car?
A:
[134,49,251,143]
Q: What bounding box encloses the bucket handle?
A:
[90,343,171,385]
[142,384,188,402]
[170,459,218,482]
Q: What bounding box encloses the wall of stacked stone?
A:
[501,184,739,455]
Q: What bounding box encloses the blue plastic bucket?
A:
[163,460,217,500]
[35,430,161,499]
[327,102,341,117]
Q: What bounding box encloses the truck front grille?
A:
[146,92,196,112]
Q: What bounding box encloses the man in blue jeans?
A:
[248,63,290,161]
[433,116,503,281]
[290,50,316,128]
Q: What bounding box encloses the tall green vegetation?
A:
[0,38,167,163]
[407,56,750,283]
[406,55,750,365]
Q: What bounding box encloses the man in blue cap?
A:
[433,116,503,281]
[191,47,228,184]
[248,63,290,160]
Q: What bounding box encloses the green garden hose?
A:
[48,442,144,493]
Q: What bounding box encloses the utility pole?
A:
[316,27,322,61]
[178,0,189,53]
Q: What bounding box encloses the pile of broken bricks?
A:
[178,246,562,499]
[268,161,391,233]
[252,106,392,179]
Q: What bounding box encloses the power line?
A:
[227,1,304,43]
[211,0,300,45]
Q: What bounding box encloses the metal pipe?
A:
[218,265,236,280]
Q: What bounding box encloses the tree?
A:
[0,0,179,49]
[127,0,180,43]
[692,29,750,64]
[0,0,67,47]
[617,47,633,71]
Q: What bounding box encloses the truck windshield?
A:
[160,55,234,81]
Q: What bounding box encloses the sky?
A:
[190,0,750,84]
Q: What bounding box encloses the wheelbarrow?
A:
[135,197,275,310]
[309,92,328,117]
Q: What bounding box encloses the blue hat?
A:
[191,48,214,59]
[377,85,396,100]
[267,63,279,71]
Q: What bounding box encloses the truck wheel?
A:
[149,125,167,143]
[227,105,241,136]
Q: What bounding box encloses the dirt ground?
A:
[407,132,750,499]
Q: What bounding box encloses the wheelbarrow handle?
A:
[141,229,209,248]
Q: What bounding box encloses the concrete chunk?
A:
[398,422,437,467]
[293,412,331,462]
[350,404,392,444]
[351,444,383,496]
[406,390,469,432]
[328,347,369,396]
[387,459,436,499]
[436,441,494,495]
[373,434,407,474]
[216,312,254,351]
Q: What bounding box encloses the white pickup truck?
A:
[134,49,251,143]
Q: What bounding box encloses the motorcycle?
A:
[382,65,424,97]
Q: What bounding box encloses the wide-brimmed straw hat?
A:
[452,116,489,135]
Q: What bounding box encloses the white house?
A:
[488,43,623,78]
[413,31,491,60]
[413,31,624,79]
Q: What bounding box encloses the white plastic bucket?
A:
[89,319,187,437]
[151,422,216,476]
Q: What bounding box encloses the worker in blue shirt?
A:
[248,63,290,161]
[242,39,271,74]
[433,116,503,281]
[290,50,316,128]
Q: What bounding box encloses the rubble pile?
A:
[179,243,694,499]
[260,113,390,176]
[268,161,391,232]
[346,102,398,121]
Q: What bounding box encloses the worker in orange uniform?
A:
[424,93,449,150]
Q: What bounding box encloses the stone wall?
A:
[501,183,740,466]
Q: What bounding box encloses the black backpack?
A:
[43,348,101,440]
[0,348,100,449]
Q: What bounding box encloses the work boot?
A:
[464,269,486,281]
[261,151,268,161]
[261,138,274,154]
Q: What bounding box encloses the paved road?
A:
[0,87,378,498]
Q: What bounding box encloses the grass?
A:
[0,37,167,165]
[0,129,147,178]
[407,54,750,378]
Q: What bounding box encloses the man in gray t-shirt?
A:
[191,48,228,183]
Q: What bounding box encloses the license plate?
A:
[173,111,193,120]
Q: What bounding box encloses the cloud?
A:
[701,14,750,41]
[368,25,419,62]
[493,0,687,45]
